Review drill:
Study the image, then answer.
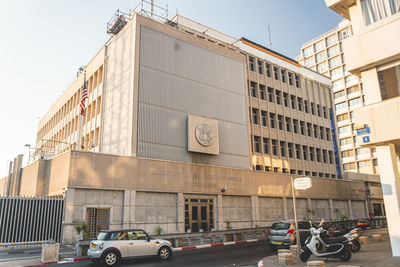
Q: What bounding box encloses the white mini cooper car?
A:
[88,229,173,266]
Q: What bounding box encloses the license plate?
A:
[91,244,96,248]
[272,241,282,245]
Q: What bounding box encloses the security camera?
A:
[221,185,227,193]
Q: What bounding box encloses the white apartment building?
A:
[298,20,378,175]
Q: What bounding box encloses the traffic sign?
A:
[294,177,312,190]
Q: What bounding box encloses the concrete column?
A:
[329,199,335,220]
[122,190,135,228]
[217,194,224,230]
[348,200,354,219]
[251,196,259,227]
[365,200,369,218]
[176,193,185,233]
[63,188,75,244]
[376,144,400,256]
[283,197,288,220]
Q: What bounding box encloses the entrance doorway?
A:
[184,197,214,232]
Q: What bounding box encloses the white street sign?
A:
[294,177,312,190]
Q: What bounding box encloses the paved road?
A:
[57,241,272,267]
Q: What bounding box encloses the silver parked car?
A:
[88,229,173,266]
[268,221,312,250]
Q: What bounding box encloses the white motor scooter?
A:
[300,220,352,262]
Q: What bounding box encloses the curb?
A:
[172,237,268,251]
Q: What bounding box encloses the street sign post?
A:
[291,176,312,255]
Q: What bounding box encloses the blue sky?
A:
[0,0,342,175]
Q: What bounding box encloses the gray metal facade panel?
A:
[137,26,249,169]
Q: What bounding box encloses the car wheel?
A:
[158,246,172,260]
[102,250,120,266]
[339,248,352,262]
[353,239,361,252]
[299,250,311,262]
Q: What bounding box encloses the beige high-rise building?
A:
[325,0,400,256]
[298,19,379,175]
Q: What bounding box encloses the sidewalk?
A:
[258,228,400,267]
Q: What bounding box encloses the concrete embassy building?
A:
[298,20,378,175]
[0,11,384,243]
[325,0,400,256]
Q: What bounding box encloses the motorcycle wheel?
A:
[339,248,352,262]
[353,240,361,252]
[300,251,311,262]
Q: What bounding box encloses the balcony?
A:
[343,16,400,74]
[325,0,355,19]
[354,96,400,146]
[342,156,355,163]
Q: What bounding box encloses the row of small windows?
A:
[248,57,301,88]
[251,108,332,141]
[253,165,336,179]
[252,135,335,165]
[249,82,328,119]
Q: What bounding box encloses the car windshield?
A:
[96,232,124,240]
[271,223,290,230]
[97,232,111,240]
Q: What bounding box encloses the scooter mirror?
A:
[319,218,325,227]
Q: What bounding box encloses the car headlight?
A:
[99,243,104,250]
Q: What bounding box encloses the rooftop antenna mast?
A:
[268,25,272,49]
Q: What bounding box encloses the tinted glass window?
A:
[271,223,290,230]
[298,222,311,229]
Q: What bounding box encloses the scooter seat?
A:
[323,236,347,244]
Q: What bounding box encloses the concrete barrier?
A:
[359,236,369,244]
[307,260,325,267]
[372,234,383,241]
[41,243,59,264]
[278,252,293,264]
[290,245,298,255]
[277,249,291,254]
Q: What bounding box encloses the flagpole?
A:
[77,70,86,151]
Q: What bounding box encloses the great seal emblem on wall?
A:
[195,124,214,147]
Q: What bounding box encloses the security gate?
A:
[0,197,64,243]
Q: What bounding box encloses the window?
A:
[293,119,299,134]
[314,40,325,53]
[341,54,346,64]
[253,136,260,153]
[343,162,356,170]
[300,121,305,135]
[317,104,321,117]
[356,147,370,156]
[257,60,263,74]
[259,84,266,100]
[295,74,301,88]
[329,56,341,69]
[281,69,287,83]
[255,165,262,171]
[339,29,349,40]
[312,124,318,138]
[265,63,271,77]
[268,87,274,102]
[361,0,400,26]
[272,139,278,156]
[329,151,334,164]
[290,169,296,174]
[263,138,269,154]
[316,51,327,63]
[275,90,282,105]
[378,64,400,100]
[270,113,276,128]
[307,123,312,136]
[338,125,351,135]
[297,97,303,111]
[317,62,329,73]
[249,56,255,71]
[340,137,352,146]
[357,160,371,169]
[265,166,272,172]
[278,115,283,130]
[332,79,344,90]
[288,72,294,85]
[309,147,315,161]
[273,66,279,80]
[342,150,354,158]
[87,208,110,239]
[290,95,296,109]
[316,148,321,162]
[311,102,315,115]
[326,128,331,141]
[327,45,339,58]
[280,141,286,157]
[288,142,294,158]
[285,117,291,132]
[326,34,338,47]
[347,85,360,95]
[295,144,301,159]
[334,90,346,99]
[303,46,314,58]
[261,111,267,126]
[298,170,304,175]
[320,126,325,139]
[304,100,309,113]
[250,81,257,97]
[349,97,362,108]
[303,145,308,160]
[345,75,359,87]
[322,149,327,163]
[283,93,289,107]
[252,108,259,124]
[323,106,327,118]
[305,57,315,68]
[335,102,348,111]
[337,113,349,122]
[330,67,343,80]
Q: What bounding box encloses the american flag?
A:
[80,73,88,115]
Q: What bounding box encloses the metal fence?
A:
[0,197,64,243]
